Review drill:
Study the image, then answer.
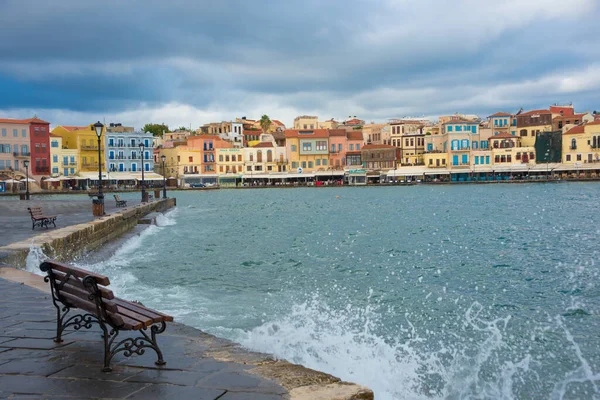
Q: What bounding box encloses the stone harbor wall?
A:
[0,198,176,268]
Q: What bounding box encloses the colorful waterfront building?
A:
[0,118,32,179]
[293,116,318,130]
[562,121,600,164]
[490,133,535,165]
[443,119,479,169]
[243,137,287,177]
[49,134,79,178]
[516,109,552,147]
[488,112,514,136]
[52,124,106,173]
[552,112,594,132]
[105,124,154,173]
[285,129,329,173]
[186,135,232,175]
[327,129,363,169]
[217,147,244,175]
[361,144,398,170]
[0,117,51,178]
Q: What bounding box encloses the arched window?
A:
[520,129,527,137]
[249,153,254,162]
[257,150,262,162]
[267,150,272,162]
[571,138,577,149]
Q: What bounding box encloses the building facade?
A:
[0,119,31,179]
[516,109,552,147]
[106,129,154,173]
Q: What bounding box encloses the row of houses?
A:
[154,105,600,186]
[2,104,599,188]
[0,120,158,188]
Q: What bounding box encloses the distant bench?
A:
[27,207,57,230]
[40,260,173,372]
[114,194,127,207]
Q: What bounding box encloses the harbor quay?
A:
[0,196,373,399]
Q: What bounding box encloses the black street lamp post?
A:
[24,159,30,200]
[161,155,167,199]
[139,142,147,202]
[93,121,105,216]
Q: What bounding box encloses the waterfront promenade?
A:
[0,274,289,399]
[0,197,141,247]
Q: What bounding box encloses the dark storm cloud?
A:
[0,0,599,122]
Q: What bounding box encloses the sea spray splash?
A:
[25,244,48,275]
[233,295,542,400]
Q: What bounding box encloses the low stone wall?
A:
[0,198,176,268]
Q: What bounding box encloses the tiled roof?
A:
[60,125,89,132]
[272,120,285,127]
[0,117,50,125]
[328,129,347,137]
[253,142,274,148]
[564,126,585,135]
[519,109,551,116]
[489,112,511,117]
[346,131,364,140]
[491,133,517,139]
[552,113,585,121]
[550,106,575,116]
[361,144,396,150]
[586,120,600,126]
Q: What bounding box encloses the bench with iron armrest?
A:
[27,207,57,230]
[114,194,127,207]
[40,260,173,372]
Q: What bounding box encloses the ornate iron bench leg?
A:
[151,322,167,366]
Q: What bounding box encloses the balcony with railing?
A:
[13,152,31,158]
[570,145,577,150]
[81,145,99,151]
[82,162,100,168]
[36,166,50,173]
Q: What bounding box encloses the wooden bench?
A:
[27,207,57,230]
[40,260,173,372]
[114,194,127,207]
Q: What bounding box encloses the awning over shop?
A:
[424,170,451,175]
[314,170,346,176]
[387,167,429,177]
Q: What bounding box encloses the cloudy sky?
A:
[1,0,599,129]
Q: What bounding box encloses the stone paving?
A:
[0,276,289,399]
[0,196,143,247]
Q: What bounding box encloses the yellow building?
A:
[158,145,202,178]
[293,115,318,130]
[285,129,329,173]
[423,152,448,168]
[562,121,600,164]
[217,148,244,174]
[516,109,552,147]
[489,134,535,165]
[49,134,79,177]
[52,124,106,172]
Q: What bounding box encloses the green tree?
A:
[177,126,188,131]
[143,123,170,137]
[260,114,272,133]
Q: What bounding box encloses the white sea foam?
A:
[233,297,541,400]
[25,244,48,275]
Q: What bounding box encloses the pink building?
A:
[187,135,232,174]
[328,129,365,169]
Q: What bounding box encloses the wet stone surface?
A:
[0,277,289,399]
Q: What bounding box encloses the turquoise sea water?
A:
[31,184,600,399]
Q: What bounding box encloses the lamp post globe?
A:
[23,159,30,200]
[139,142,146,202]
[161,154,167,199]
[93,121,104,205]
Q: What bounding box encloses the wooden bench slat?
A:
[114,306,155,328]
[59,292,125,327]
[42,261,110,286]
[58,282,119,313]
[52,270,115,300]
[113,298,173,322]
